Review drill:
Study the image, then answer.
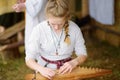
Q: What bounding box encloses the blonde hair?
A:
[45,0,71,45]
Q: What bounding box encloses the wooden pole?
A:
[81,0,89,17]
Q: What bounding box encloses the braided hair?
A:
[64,21,70,45]
[46,0,71,45]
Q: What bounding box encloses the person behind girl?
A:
[25,0,87,79]
[12,0,48,49]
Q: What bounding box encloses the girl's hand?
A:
[39,67,56,80]
[58,59,78,74]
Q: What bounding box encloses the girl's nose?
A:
[54,25,59,30]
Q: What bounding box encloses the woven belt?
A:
[41,56,72,69]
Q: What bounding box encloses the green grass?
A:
[83,38,120,80]
[0,37,120,80]
[0,47,32,80]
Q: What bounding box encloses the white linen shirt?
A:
[25,20,87,68]
[25,0,47,49]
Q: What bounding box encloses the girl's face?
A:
[48,16,66,31]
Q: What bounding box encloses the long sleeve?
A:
[25,25,41,61]
[74,27,87,56]
[25,0,47,18]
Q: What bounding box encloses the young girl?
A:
[25,0,87,79]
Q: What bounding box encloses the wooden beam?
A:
[0,40,24,52]
[0,20,25,42]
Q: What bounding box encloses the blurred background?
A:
[0,0,120,80]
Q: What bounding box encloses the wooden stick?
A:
[0,40,24,52]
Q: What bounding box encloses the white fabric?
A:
[25,0,47,49]
[25,20,87,69]
[89,0,114,25]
